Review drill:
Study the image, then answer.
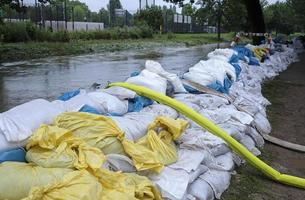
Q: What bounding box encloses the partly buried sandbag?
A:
[0,99,63,144]
[0,162,73,200]
[55,112,188,173]
[26,125,106,170]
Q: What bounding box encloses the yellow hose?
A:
[109,82,305,189]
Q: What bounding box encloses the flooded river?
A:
[0,43,227,111]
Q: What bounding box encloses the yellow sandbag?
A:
[23,170,103,200]
[26,124,105,170]
[23,169,161,200]
[93,168,162,200]
[55,112,188,173]
[55,112,126,155]
[122,116,188,172]
[0,162,73,200]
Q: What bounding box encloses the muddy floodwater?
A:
[0,43,227,111]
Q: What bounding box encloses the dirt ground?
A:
[222,52,305,200]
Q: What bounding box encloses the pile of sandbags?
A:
[0,43,298,200]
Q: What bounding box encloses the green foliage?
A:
[181,3,196,16]
[264,2,297,34]
[108,0,123,26]
[287,0,305,31]
[134,6,163,31]
[0,22,153,43]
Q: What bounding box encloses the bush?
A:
[0,22,153,43]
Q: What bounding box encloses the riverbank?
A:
[0,33,236,63]
[222,53,305,200]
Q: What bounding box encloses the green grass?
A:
[0,33,236,62]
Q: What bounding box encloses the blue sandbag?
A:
[229,54,240,63]
[128,96,154,112]
[0,148,26,163]
[58,89,80,101]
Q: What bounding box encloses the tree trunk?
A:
[243,0,266,45]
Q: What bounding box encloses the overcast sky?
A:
[23,0,286,12]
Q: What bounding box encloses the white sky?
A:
[23,0,286,13]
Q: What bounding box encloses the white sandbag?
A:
[183,71,216,86]
[196,94,229,110]
[103,154,136,172]
[111,112,155,141]
[215,152,235,171]
[207,48,236,61]
[180,128,225,151]
[0,132,27,152]
[169,148,206,173]
[0,99,62,142]
[246,127,265,148]
[53,93,97,112]
[150,167,189,200]
[210,144,230,157]
[188,178,214,200]
[217,123,243,141]
[87,92,129,115]
[240,135,261,156]
[126,69,167,94]
[140,104,179,119]
[253,112,271,135]
[199,169,231,199]
[102,86,136,100]
[145,60,187,93]
[188,164,209,184]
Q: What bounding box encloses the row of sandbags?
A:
[0,44,298,200]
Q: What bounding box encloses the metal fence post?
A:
[72,6,74,31]
[56,5,59,31]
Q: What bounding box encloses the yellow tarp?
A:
[0,162,73,200]
[26,124,106,171]
[23,169,162,200]
[54,112,188,172]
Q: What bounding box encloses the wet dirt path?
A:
[222,53,305,200]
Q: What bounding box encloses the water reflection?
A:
[0,43,227,111]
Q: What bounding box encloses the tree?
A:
[164,0,266,44]
[287,0,305,31]
[99,8,109,26]
[108,0,122,26]
[264,2,296,34]
[74,5,86,21]
[134,6,163,31]
[181,3,196,16]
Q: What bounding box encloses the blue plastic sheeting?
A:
[231,63,242,77]
[80,105,102,115]
[58,89,80,101]
[0,148,26,163]
[130,71,140,77]
[183,84,201,94]
[249,56,260,66]
[128,96,154,112]
[229,54,240,64]
[79,105,122,116]
[233,46,260,66]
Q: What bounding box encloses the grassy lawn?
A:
[0,33,236,62]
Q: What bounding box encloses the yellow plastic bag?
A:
[54,112,188,173]
[26,124,106,170]
[0,162,73,200]
[93,168,162,200]
[55,112,126,155]
[23,170,103,200]
[122,117,188,172]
